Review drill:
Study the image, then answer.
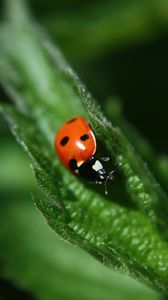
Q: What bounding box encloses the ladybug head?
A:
[78,157,115,195]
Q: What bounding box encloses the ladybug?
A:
[55,116,114,194]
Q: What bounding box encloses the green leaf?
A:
[0,136,160,300]
[0,121,34,192]
[0,194,160,300]
[1,0,168,293]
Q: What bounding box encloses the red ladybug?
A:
[55,116,114,194]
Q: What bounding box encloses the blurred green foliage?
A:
[1,0,168,299]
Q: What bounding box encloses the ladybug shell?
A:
[55,117,96,172]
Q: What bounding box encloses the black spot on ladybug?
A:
[80,134,89,141]
[69,159,78,170]
[60,136,69,146]
[67,118,77,124]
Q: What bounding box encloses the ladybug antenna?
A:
[104,170,115,196]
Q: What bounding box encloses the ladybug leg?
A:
[104,170,115,195]
[100,157,110,162]
[95,180,104,185]
[108,170,115,180]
